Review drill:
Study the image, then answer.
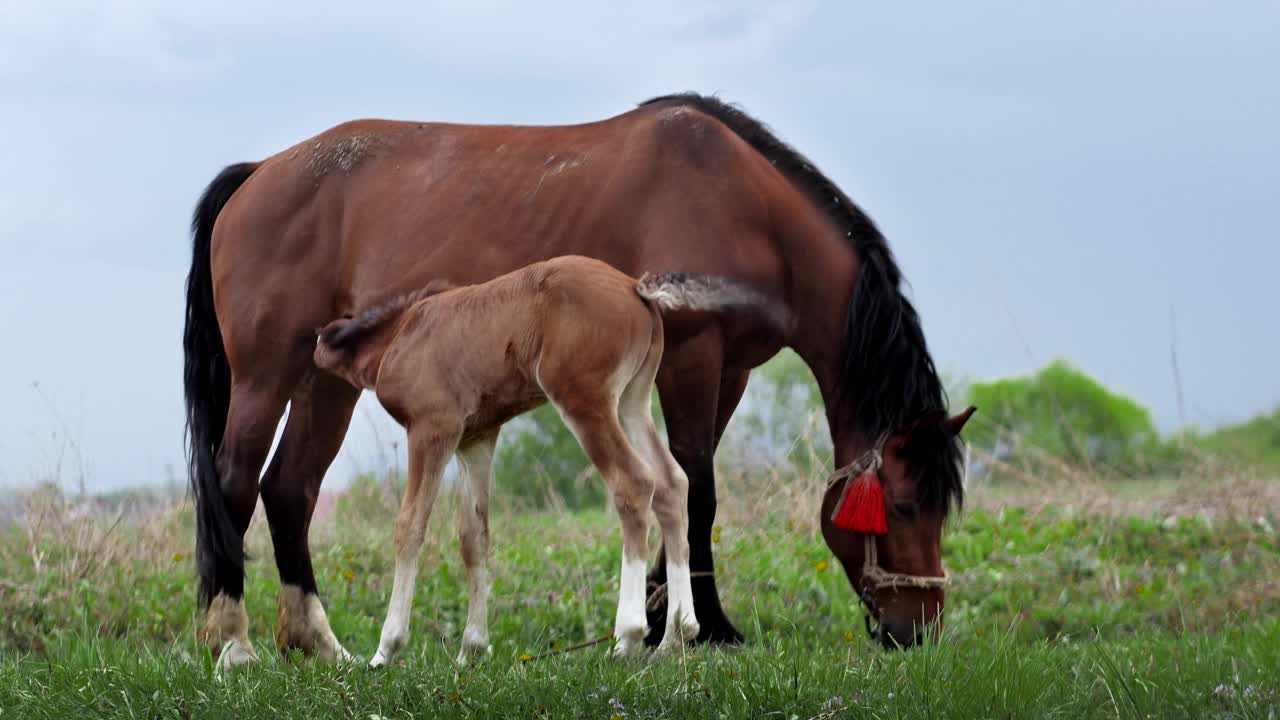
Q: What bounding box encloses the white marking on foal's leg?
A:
[370,553,418,667]
[548,397,652,658]
[455,564,492,666]
[277,584,356,664]
[659,560,700,651]
[204,592,257,672]
[370,426,455,668]
[614,552,649,657]
[455,436,496,666]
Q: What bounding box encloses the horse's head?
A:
[820,406,976,649]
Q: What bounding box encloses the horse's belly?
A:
[463,389,547,440]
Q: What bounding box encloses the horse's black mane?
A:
[640,92,963,514]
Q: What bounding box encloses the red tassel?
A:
[832,471,888,535]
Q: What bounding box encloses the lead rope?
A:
[519,572,716,662]
[644,571,716,612]
[861,536,949,591]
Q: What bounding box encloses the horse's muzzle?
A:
[876,619,924,650]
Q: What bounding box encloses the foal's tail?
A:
[316,279,457,352]
[184,161,258,608]
[635,272,790,333]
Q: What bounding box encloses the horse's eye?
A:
[892,502,918,520]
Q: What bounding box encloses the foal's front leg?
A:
[369,425,459,667]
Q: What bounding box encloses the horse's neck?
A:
[768,190,867,465]
[772,198,853,384]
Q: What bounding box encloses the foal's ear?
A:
[945,406,978,436]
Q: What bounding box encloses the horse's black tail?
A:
[635,271,791,333]
[183,161,258,607]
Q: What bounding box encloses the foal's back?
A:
[372,256,659,436]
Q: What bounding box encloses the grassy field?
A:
[1,468,1278,718]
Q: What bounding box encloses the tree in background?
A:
[963,359,1176,475]
[486,354,1274,509]
[1185,406,1280,470]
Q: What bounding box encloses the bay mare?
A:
[184,92,973,666]
[310,256,785,665]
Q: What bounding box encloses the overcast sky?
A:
[2,2,1277,491]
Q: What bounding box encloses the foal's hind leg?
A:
[370,421,461,667]
[619,365,699,650]
[551,396,656,657]
[644,336,747,647]
[259,370,361,663]
[454,430,498,665]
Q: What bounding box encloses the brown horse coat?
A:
[185,94,968,667]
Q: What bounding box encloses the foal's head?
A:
[820,406,976,649]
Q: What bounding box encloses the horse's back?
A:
[529,257,659,398]
[208,102,774,385]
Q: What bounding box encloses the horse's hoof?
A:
[311,637,359,665]
[215,639,258,673]
[612,623,647,658]
[334,646,363,667]
[656,615,700,654]
[697,619,745,646]
[454,641,492,666]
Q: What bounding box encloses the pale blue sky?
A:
[2,2,1277,490]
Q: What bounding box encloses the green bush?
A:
[1190,406,1280,470]
[488,352,1274,503]
[964,359,1180,475]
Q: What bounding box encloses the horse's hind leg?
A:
[454,430,499,665]
[201,380,293,669]
[370,420,461,667]
[259,370,361,662]
[551,393,656,657]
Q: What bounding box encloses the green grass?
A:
[1,480,1278,718]
[4,624,1278,719]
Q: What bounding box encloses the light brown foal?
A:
[314,256,784,664]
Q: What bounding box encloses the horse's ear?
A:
[945,406,977,435]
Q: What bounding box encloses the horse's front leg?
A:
[370,423,460,667]
[646,340,748,647]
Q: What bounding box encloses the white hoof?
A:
[612,623,647,658]
[215,639,258,673]
[454,641,493,666]
[310,634,357,665]
[371,630,407,668]
[332,643,362,666]
[657,617,700,654]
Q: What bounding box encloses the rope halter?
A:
[825,436,950,637]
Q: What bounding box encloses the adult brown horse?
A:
[184,92,974,667]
